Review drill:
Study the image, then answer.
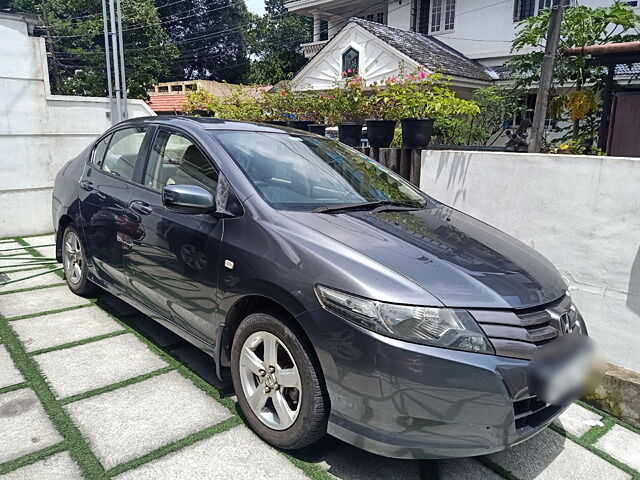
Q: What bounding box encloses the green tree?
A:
[158,0,251,83]
[507,3,640,144]
[244,0,310,85]
[9,0,178,98]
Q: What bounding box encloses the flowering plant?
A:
[379,69,480,120]
[325,75,366,124]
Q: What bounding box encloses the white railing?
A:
[300,40,329,59]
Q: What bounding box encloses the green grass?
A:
[5,302,94,322]
[28,330,128,356]
[106,416,243,477]
[0,313,108,479]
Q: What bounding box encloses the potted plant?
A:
[386,72,479,149]
[287,91,317,131]
[363,82,397,148]
[328,75,365,147]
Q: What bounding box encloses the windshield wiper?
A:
[313,201,422,214]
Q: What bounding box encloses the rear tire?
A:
[61,224,97,296]
[231,312,328,450]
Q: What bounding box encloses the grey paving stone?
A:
[300,438,421,480]
[66,370,232,469]
[0,285,90,319]
[1,451,83,480]
[114,425,308,480]
[594,424,640,472]
[486,428,631,480]
[11,306,125,353]
[552,403,603,438]
[1,271,63,292]
[22,234,56,249]
[0,242,23,256]
[0,388,64,463]
[438,458,504,479]
[33,333,167,398]
[0,345,24,388]
[33,246,57,259]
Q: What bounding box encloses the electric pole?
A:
[528,0,564,153]
[102,0,128,124]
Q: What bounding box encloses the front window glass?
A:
[101,127,147,180]
[212,131,426,211]
[143,129,218,192]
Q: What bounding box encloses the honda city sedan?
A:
[52,116,595,459]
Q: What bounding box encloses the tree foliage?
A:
[9,0,179,98]
[244,0,310,85]
[159,0,251,83]
[507,3,640,144]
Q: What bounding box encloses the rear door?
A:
[79,125,150,289]
[124,127,224,341]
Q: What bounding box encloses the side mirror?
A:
[162,184,215,214]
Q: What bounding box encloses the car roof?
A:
[117,115,307,134]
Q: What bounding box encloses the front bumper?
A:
[303,308,569,459]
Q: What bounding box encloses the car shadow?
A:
[94,291,566,480]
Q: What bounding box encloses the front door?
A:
[124,127,223,342]
[79,126,149,289]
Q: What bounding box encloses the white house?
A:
[287,0,640,90]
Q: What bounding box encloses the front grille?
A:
[472,295,575,360]
[513,396,562,432]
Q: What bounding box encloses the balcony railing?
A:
[300,40,328,59]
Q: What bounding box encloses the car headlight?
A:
[315,285,494,354]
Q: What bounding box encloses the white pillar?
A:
[327,19,334,39]
[313,14,321,42]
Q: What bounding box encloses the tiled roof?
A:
[147,94,187,113]
[349,18,496,82]
[492,63,640,79]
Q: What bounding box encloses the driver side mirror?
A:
[162,184,215,214]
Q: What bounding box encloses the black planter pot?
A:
[264,120,288,126]
[192,109,213,117]
[308,124,327,136]
[338,122,363,147]
[401,118,434,149]
[288,120,313,131]
[365,119,396,148]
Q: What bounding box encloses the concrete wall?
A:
[0,14,154,238]
[420,149,640,371]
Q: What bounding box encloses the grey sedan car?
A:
[52,116,593,459]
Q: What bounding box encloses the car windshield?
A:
[211,131,427,211]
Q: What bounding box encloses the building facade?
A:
[287,0,640,89]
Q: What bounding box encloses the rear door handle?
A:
[79,180,94,191]
[129,200,152,215]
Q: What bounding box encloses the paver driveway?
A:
[1,234,639,479]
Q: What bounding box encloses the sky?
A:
[245,0,266,15]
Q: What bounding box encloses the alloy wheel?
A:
[63,230,83,285]
[239,331,302,430]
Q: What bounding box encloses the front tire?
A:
[231,312,328,450]
[62,225,97,296]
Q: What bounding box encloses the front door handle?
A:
[129,200,152,216]
[79,180,94,191]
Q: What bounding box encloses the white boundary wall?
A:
[420,149,640,371]
[0,14,154,237]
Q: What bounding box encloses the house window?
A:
[363,11,385,24]
[342,48,359,75]
[430,0,455,33]
[514,0,569,21]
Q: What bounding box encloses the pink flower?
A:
[419,71,426,79]
[347,69,353,73]
[280,91,286,96]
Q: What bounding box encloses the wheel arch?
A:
[56,214,75,262]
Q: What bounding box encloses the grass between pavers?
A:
[14,236,65,280]
[552,399,640,479]
[0,279,67,296]
[5,302,95,322]
[0,313,109,479]
[106,416,243,477]
[28,329,128,357]
[0,381,28,396]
